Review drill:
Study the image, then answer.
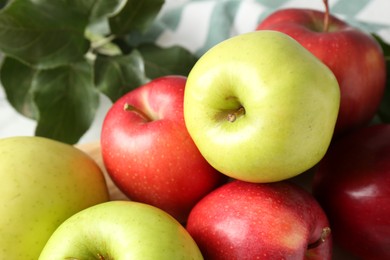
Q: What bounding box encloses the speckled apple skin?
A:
[39,201,204,259]
[258,9,386,136]
[186,180,332,260]
[0,136,109,259]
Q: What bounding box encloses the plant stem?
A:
[123,103,151,121]
[227,106,245,122]
[323,0,330,32]
[307,227,331,249]
[91,34,117,51]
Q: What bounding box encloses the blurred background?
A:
[1,0,389,144]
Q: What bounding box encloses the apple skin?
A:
[0,136,109,260]
[101,75,226,223]
[184,30,340,183]
[257,8,386,136]
[186,180,332,260]
[312,124,390,260]
[39,200,204,259]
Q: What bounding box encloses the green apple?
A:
[184,30,340,183]
[0,136,109,260]
[39,200,204,259]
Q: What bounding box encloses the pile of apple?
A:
[1,2,389,260]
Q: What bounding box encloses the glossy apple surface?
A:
[184,30,340,183]
[0,136,109,260]
[257,8,386,135]
[186,180,332,259]
[312,124,390,259]
[39,201,203,259]
[101,76,225,223]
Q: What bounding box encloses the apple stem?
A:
[227,106,245,122]
[123,103,151,121]
[307,227,331,249]
[97,254,105,260]
[323,0,330,32]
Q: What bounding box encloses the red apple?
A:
[100,76,226,223]
[256,5,386,136]
[312,124,390,260]
[186,180,332,260]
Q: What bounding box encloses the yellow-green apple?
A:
[184,30,340,183]
[257,4,386,136]
[0,136,109,260]
[186,180,332,260]
[39,201,203,260]
[39,200,204,259]
[312,124,390,260]
[101,75,226,223]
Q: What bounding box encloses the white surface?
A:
[157,1,217,53]
[0,87,113,144]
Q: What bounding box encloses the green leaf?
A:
[109,0,164,36]
[89,0,123,22]
[1,57,99,143]
[33,61,99,144]
[0,0,90,68]
[0,0,8,9]
[137,44,198,79]
[30,0,95,17]
[0,0,199,144]
[0,56,38,119]
[94,50,148,102]
[373,34,390,123]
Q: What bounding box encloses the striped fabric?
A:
[151,0,390,57]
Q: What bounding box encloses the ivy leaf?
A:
[94,50,148,102]
[33,61,99,144]
[137,44,198,79]
[0,56,38,119]
[0,0,90,68]
[373,34,390,123]
[109,0,164,36]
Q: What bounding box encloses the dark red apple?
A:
[257,5,386,136]
[186,180,332,259]
[100,76,226,223]
[312,124,390,259]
